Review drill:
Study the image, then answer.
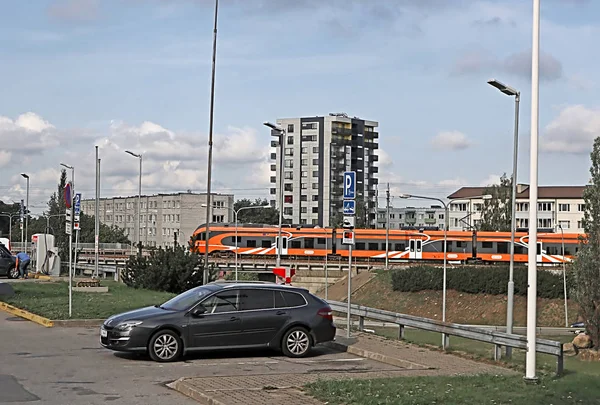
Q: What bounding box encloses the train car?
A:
[190,223,582,264]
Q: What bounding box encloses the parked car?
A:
[100,282,336,362]
[0,242,18,279]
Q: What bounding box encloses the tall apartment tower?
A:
[269,113,379,228]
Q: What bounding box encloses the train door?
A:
[275,236,288,256]
[537,241,542,263]
[409,239,423,259]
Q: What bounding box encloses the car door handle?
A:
[276,311,287,315]
[229,316,240,321]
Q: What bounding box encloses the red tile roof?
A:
[448,185,586,199]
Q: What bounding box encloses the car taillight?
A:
[317,307,333,320]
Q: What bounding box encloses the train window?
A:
[305,238,315,249]
[317,238,326,245]
[537,243,541,255]
[247,240,257,247]
[356,243,365,250]
[368,243,378,250]
[291,241,301,248]
[395,243,405,251]
[282,238,288,249]
[261,240,271,248]
[481,242,493,249]
[381,243,392,251]
[456,241,465,248]
[515,244,526,254]
[497,242,508,254]
[236,236,242,243]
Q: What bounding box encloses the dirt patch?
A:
[327,271,579,327]
[314,271,375,301]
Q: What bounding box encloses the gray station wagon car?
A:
[0,243,18,279]
[100,282,336,362]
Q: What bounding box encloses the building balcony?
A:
[405,217,417,224]
[271,140,279,148]
[365,131,379,139]
[370,167,379,173]
[424,218,437,224]
[270,153,277,160]
[270,164,276,171]
[370,154,378,162]
[332,127,352,136]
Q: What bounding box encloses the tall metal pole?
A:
[442,202,449,349]
[347,243,352,338]
[235,210,238,281]
[385,183,390,270]
[137,155,142,256]
[20,200,24,250]
[95,147,100,279]
[525,0,540,383]
[506,92,520,359]
[277,131,284,267]
[203,0,219,285]
[325,229,328,300]
[68,168,73,318]
[25,177,29,254]
[559,224,568,327]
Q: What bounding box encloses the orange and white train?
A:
[191,224,582,264]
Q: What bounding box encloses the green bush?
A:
[391,265,569,299]
[122,244,216,294]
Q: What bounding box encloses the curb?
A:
[324,340,432,370]
[52,319,105,328]
[0,302,54,327]
[168,378,227,405]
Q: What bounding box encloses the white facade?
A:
[269,113,379,228]
[81,192,234,248]
[376,206,446,230]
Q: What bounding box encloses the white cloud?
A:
[479,174,502,186]
[541,105,600,154]
[0,112,60,154]
[431,131,472,150]
[0,151,11,167]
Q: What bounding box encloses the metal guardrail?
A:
[328,300,564,375]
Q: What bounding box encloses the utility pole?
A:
[95,147,100,279]
[385,183,390,270]
[203,0,219,285]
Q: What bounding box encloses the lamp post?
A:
[264,122,286,268]
[487,78,520,359]
[400,193,450,348]
[125,150,143,256]
[60,163,74,318]
[525,0,540,383]
[557,224,569,327]
[20,174,29,253]
[385,183,390,270]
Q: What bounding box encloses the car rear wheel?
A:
[282,327,311,358]
[148,330,182,362]
[7,266,19,279]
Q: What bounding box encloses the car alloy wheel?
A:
[8,267,19,279]
[153,333,179,361]
[286,329,310,356]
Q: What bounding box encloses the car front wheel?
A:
[282,327,311,358]
[7,266,19,279]
[148,330,183,362]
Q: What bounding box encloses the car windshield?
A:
[160,287,212,311]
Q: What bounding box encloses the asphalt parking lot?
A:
[0,311,395,404]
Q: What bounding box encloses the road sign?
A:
[343,216,355,229]
[73,222,80,231]
[64,183,72,208]
[343,200,355,215]
[74,193,81,216]
[342,230,354,245]
[65,222,72,235]
[343,171,356,199]
[65,209,72,221]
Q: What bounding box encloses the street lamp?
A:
[125,150,143,256]
[557,224,569,328]
[21,173,29,253]
[60,163,74,317]
[264,121,286,268]
[488,78,520,358]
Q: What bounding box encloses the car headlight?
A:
[115,321,143,330]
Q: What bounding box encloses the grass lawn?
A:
[1,281,176,320]
[305,373,600,405]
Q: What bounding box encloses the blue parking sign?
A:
[343,171,356,199]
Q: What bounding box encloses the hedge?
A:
[390,265,570,299]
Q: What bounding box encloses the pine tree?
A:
[572,137,600,349]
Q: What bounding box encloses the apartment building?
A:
[269,113,379,227]
[447,185,586,232]
[376,206,446,230]
[80,192,234,248]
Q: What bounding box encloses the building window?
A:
[301,147,307,154]
[284,195,293,203]
[312,195,319,201]
[578,204,586,212]
[578,220,583,229]
[517,203,529,211]
[301,207,307,213]
[301,183,307,189]
[176,214,180,222]
[212,215,224,222]
[312,158,319,165]
[285,171,293,180]
[284,160,293,168]
[313,146,319,153]
[301,171,308,177]
[558,220,570,229]
[312,171,319,177]
[213,201,224,208]
[439,214,444,219]
[300,195,308,201]
[287,124,294,133]
[301,159,308,166]
[312,207,318,214]
[474,203,482,212]
[302,122,317,130]
[312,183,319,189]
[518,218,529,228]
[270,188,276,194]
[538,218,553,228]
[284,184,293,191]
[559,203,570,212]
[538,202,552,211]
[285,148,293,156]
[287,136,294,145]
[312,219,319,225]
[451,203,467,212]
[284,208,293,215]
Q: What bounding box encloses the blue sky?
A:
[0,0,598,212]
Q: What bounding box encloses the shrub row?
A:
[390,265,569,299]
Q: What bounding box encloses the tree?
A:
[479,173,512,231]
[0,201,19,239]
[329,196,371,229]
[572,137,600,350]
[233,198,279,224]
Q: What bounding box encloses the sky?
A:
[0,0,599,214]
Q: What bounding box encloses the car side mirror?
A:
[191,305,207,317]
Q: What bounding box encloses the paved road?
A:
[0,312,393,404]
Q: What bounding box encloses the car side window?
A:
[238,289,275,311]
[202,290,239,314]
[277,291,306,308]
